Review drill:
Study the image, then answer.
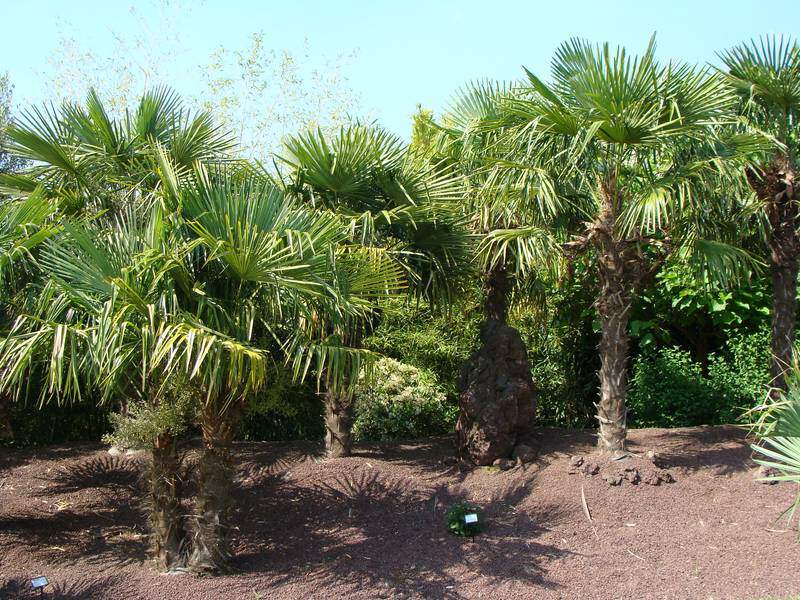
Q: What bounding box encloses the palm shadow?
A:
[0,454,149,568]
[627,425,754,476]
[229,438,570,599]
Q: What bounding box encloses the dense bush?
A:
[8,400,112,446]
[364,299,481,400]
[628,326,771,428]
[353,357,456,441]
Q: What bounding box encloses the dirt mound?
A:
[567,452,675,486]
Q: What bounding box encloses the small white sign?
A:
[31,576,49,589]
[464,513,479,524]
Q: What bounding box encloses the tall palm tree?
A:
[719,36,800,394]
[277,124,468,457]
[480,37,762,452]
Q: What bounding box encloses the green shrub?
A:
[628,327,772,428]
[364,299,480,400]
[353,357,456,441]
[628,347,717,427]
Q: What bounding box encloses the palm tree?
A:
[0,87,234,213]
[0,90,236,570]
[479,37,761,452]
[0,203,201,570]
[719,36,800,394]
[277,124,468,457]
[423,81,558,464]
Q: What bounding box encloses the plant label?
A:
[464,513,478,524]
[31,576,48,589]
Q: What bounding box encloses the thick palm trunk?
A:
[457,264,537,465]
[188,405,238,574]
[150,433,185,571]
[596,274,632,453]
[324,391,354,457]
[750,159,799,395]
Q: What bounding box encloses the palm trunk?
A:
[188,404,239,574]
[750,158,799,395]
[324,390,354,457]
[594,175,633,453]
[0,394,13,442]
[150,433,185,571]
[770,258,799,392]
[484,264,510,323]
[596,274,632,453]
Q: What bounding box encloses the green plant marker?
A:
[446,502,486,538]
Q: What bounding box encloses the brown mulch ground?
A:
[1,425,798,600]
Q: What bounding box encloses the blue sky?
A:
[2,0,799,138]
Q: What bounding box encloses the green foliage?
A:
[353,357,456,441]
[631,262,770,352]
[747,368,800,526]
[239,364,324,442]
[103,382,198,451]
[8,400,111,447]
[364,299,480,399]
[445,502,486,537]
[628,327,771,428]
[513,272,599,427]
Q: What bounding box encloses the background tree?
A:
[46,1,360,160]
[277,123,468,457]
[482,37,762,452]
[719,36,800,394]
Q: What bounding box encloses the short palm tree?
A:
[277,124,468,457]
[719,36,800,394]
[0,203,204,570]
[480,37,762,452]
[423,80,560,464]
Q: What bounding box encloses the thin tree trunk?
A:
[188,404,239,574]
[596,276,632,453]
[324,391,354,457]
[150,433,185,571]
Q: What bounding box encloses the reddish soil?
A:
[1,426,798,600]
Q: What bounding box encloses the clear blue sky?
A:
[2,0,799,137]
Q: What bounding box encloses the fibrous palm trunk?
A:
[596,267,632,453]
[593,177,635,453]
[757,160,800,396]
[188,404,239,574]
[324,390,354,457]
[150,433,185,571]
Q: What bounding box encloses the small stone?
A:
[756,465,780,484]
[569,456,584,468]
[107,446,124,457]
